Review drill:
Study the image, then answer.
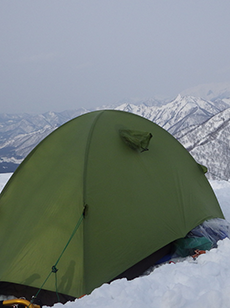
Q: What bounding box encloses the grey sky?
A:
[1,1,230,114]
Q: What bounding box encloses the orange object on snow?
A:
[192,249,206,259]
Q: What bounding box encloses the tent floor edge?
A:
[0,282,76,307]
[111,243,173,281]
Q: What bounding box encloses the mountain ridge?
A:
[0,94,230,180]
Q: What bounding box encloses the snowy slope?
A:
[0,109,88,171]
[176,108,230,180]
[115,94,226,135]
[1,174,230,308]
[1,93,230,176]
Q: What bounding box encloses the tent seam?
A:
[82,110,105,206]
[82,110,105,294]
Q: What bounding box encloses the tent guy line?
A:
[33,208,85,304]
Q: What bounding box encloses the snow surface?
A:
[1,174,230,308]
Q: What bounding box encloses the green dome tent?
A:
[0,110,224,305]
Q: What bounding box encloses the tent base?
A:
[111,243,173,281]
[0,282,75,307]
[0,243,173,306]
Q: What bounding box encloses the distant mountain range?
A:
[1,89,230,180]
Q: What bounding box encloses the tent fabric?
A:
[0,110,224,303]
[119,129,152,152]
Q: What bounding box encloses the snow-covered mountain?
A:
[175,107,230,180]
[0,94,230,180]
[0,109,88,172]
[115,95,229,135]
